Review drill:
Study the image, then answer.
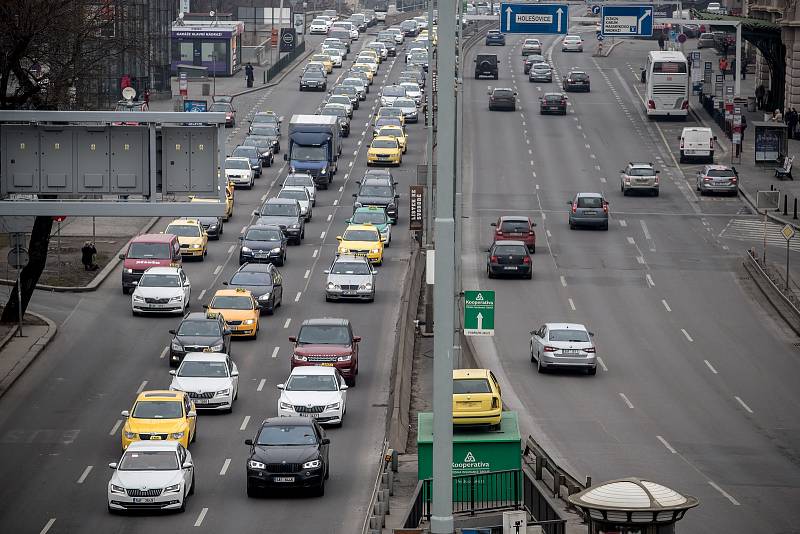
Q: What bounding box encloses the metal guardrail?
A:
[266,40,306,82]
[402,480,426,529]
[362,440,393,534]
[522,465,568,534]
[523,436,588,511]
[743,251,800,334]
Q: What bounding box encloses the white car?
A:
[317,15,334,29]
[326,94,353,117]
[393,97,419,123]
[321,46,343,67]
[224,157,255,188]
[400,82,423,105]
[310,19,329,34]
[277,366,348,426]
[332,21,358,40]
[386,27,405,44]
[131,266,191,315]
[562,35,584,52]
[277,186,313,221]
[367,41,388,60]
[529,322,597,375]
[283,173,317,206]
[406,46,427,63]
[107,440,194,513]
[170,352,239,412]
[380,84,407,107]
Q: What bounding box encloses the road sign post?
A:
[464,291,495,336]
[500,3,569,34]
[601,4,653,37]
[782,224,795,291]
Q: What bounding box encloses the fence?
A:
[266,40,306,82]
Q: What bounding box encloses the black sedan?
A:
[562,70,591,92]
[245,417,330,497]
[231,145,265,177]
[242,136,275,166]
[487,240,532,279]
[224,262,283,315]
[239,224,287,266]
[248,124,281,153]
[197,215,223,240]
[168,312,232,367]
[539,93,568,115]
[488,88,517,111]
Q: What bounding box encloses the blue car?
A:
[485,30,506,46]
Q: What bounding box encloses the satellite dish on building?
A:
[122,86,137,101]
[209,10,215,17]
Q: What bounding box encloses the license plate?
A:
[504,266,517,270]
[459,401,481,406]
[583,210,596,215]
[300,412,319,418]
[320,362,335,367]
[714,181,729,186]
[194,398,209,404]
[149,435,162,440]
[274,476,295,483]
[133,497,155,503]
[562,349,580,354]
[343,291,357,296]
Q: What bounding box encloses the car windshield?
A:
[395,99,415,108]
[226,159,250,170]
[250,126,278,136]
[334,87,356,96]
[401,84,419,92]
[138,273,181,287]
[211,295,253,310]
[322,108,346,118]
[494,244,528,255]
[629,167,655,176]
[379,127,402,137]
[343,79,362,87]
[707,169,735,177]
[232,147,258,158]
[279,189,308,201]
[286,374,339,391]
[379,108,402,117]
[284,176,312,187]
[331,260,371,274]
[453,378,491,394]
[177,319,221,336]
[166,224,201,237]
[360,184,392,196]
[230,272,271,286]
[257,425,318,446]
[353,211,388,225]
[500,220,529,232]
[132,400,183,419]
[245,228,282,241]
[297,324,351,344]
[372,139,398,149]
[304,71,325,79]
[209,103,232,112]
[291,145,327,161]
[178,360,229,378]
[548,329,591,342]
[384,86,406,97]
[376,119,401,129]
[263,202,298,216]
[119,450,179,471]
[312,55,330,62]
[243,138,269,148]
[576,197,603,208]
[344,229,379,241]
[252,115,278,125]
[128,243,170,259]
[329,96,350,105]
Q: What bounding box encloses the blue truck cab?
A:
[285,114,341,190]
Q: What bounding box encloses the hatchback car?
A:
[168,311,232,367]
[239,224,287,266]
[491,216,536,252]
[254,198,305,245]
[485,29,505,45]
[283,173,316,206]
[325,254,376,302]
[563,70,590,92]
[696,165,738,195]
[488,88,517,111]
[169,352,239,412]
[561,35,584,52]
[120,390,197,450]
[487,240,532,279]
[621,162,660,196]
[539,92,567,115]
[529,322,597,375]
[224,262,283,314]
[529,63,553,83]
[521,38,542,55]
[697,32,716,48]
[568,193,609,230]
[452,369,502,428]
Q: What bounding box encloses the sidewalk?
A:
[0,311,57,398]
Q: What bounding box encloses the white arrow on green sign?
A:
[464,290,495,336]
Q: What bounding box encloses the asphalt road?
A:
[0,32,424,533]
[462,31,800,532]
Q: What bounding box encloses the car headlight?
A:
[337,354,352,361]
[209,224,218,229]
[302,459,322,469]
[164,484,181,494]
[170,432,185,439]
[110,484,125,494]
[370,248,380,254]
[271,247,282,253]
[279,401,293,410]
[243,319,255,325]
[241,246,252,253]
[294,354,307,361]
[216,388,231,396]
[124,431,137,439]
[259,292,271,300]
[211,343,224,351]
[171,341,182,350]
[326,402,340,410]
[354,202,363,208]
[169,295,183,302]
[132,295,144,302]
[320,168,327,174]
[338,247,349,254]
[191,244,201,249]
[326,282,338,290]
[360,283,373,290]
[248,460,266,470]
[124,268,133,274]
[290,224,300,229]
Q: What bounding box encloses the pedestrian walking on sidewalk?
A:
[755,85,765,110]
[81,241,99,271]
[719,57,729,76]
[787,108,798,140]
[245,63,254,88]
[657,34,665,51]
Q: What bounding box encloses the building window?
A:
[180,42,193,61]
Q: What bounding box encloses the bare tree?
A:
[0,0,140,322]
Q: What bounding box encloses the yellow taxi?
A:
[452,369,502,428]
[351,64,374,83]
[190,181,234,220]
[375,106,405,126]
[121,390,197,450]
[367,136,403,167]
[310,54,333,73]
[165,218,208,259]
[377,125,408,153]
[206,288,260,338]
[359,48,381,64]
[337,223,384,265]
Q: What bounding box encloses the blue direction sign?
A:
[500,3,569,34]
[601,4,653,37]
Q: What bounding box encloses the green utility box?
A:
[417,411,522,502]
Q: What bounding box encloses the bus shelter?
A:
[753,121,788,164]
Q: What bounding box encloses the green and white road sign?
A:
[464,290,495,336]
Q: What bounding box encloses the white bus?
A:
[645,51,689,119]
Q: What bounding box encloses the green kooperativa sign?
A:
[463,290,495,336]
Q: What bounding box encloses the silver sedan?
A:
[529,322,597,375]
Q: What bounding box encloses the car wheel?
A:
[267,298,275,315]
[191,425,196,443]
[487,265,494,278]
[587,366,597,376]
[278,253,285,267]
[679,152,686,163]
[178,495,186,513]
[345,375,356,387]
[653,189,659,197]
[530,343,536,362]
[493,74,498,80]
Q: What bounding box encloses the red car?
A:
[289,318,360,386]
[491,216,536,253]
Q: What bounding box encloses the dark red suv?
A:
[289,318,360,386]
[491,216,536,253]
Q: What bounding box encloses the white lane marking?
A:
[257,378,266,392]
[333,199,339,206]
[271,346,279,359]
[600,177,607,183]
[40,519,56,534]
[295,291,302,302]
[636,256,645,264]
[560,275,567,287]
[546,230,552,238]
[198,289,206,302]
[541,212,546,220]
[597,357,608,372]
[339,186,344,192]
[304,269,311,279]
[646,274,655,287]
[220,458,231,476]
[662,299,671,312]
[619,219,627,227]
[240,225,247,234]
[568,298,576,311]
[77,465,93,484]
[136,380,148,394]
[704,360,719,374]
[261,193,267,201]
[640,219,652,240]
[735,396,754,414]
[627,236,635,244]
[160,346,168,359]
[526,139,530,145]
[619,393,635,409]
[312,249,319,258]
[228,245,235,254]
[353,149,359,155]
[528,149,532,155]
[213,265,222,275]
[320,231,326,239]
[681,328,694,342]
[194,507,209,527]
[349,161,354,167]
[240,415,251,431]
[283,318,291,329]
[327,214,332,222]
[709,481,741,506]
[656,435,677,454]
[109,419,123,436]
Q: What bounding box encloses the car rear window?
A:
[543,94,563,102]
[548,329,590,342]
[453,378,491,394]
[576,197,603,208]
[493,89,514,97]
[494,244,528,255]
[707,169,735,177]
[128,242,171,259]
[500,220,529,232]
[629,167,654,176]
[569,72,588,80]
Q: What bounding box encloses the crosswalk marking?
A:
[719,219,800,252]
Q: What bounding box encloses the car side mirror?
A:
[184,281,190,287]
[619,169,625,173]
[289,335,297,342]
[169,329,177,335]
[372,269,378,275]
[532,222,537,227]
[108,462,118,469]
[336,236,343,241]
[188,410,197,418]
[121,410,130,418]
[169,370,177,376]
[589,331,596,337]
[202,304,209,309]
[566,201,572,205]
[341,384,349,390]
[321,438,331,445]
[353,335,362,342]
[131,281,138,286]
[324,269,331,274]
[118,253,125,260]
[245,438,254,446]
[277,383,285,390]
[182,461,193,469]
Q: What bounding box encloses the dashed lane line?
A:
[283,318,291,329]
[708,481,741,506]
[109,419,122,436]
[619,393,635,409]
[656,435,677,454]
[136,380,148,394]
[77,465,93,484]
[662,299,671,312]
[735,396,754,414]
[240,415,250,431]
[704,360,719,374]
[220,458,231,476]
[194,508,209,527]
[271,346,279,359]
[257,378,266,391]
[681,328,694,342]
[40,519,56,534]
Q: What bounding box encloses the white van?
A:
[679,127,716,163]
[706,2,721,13]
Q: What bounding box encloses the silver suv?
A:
[620,162,660,196]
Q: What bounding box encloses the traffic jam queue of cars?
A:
[106,11,432,513]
